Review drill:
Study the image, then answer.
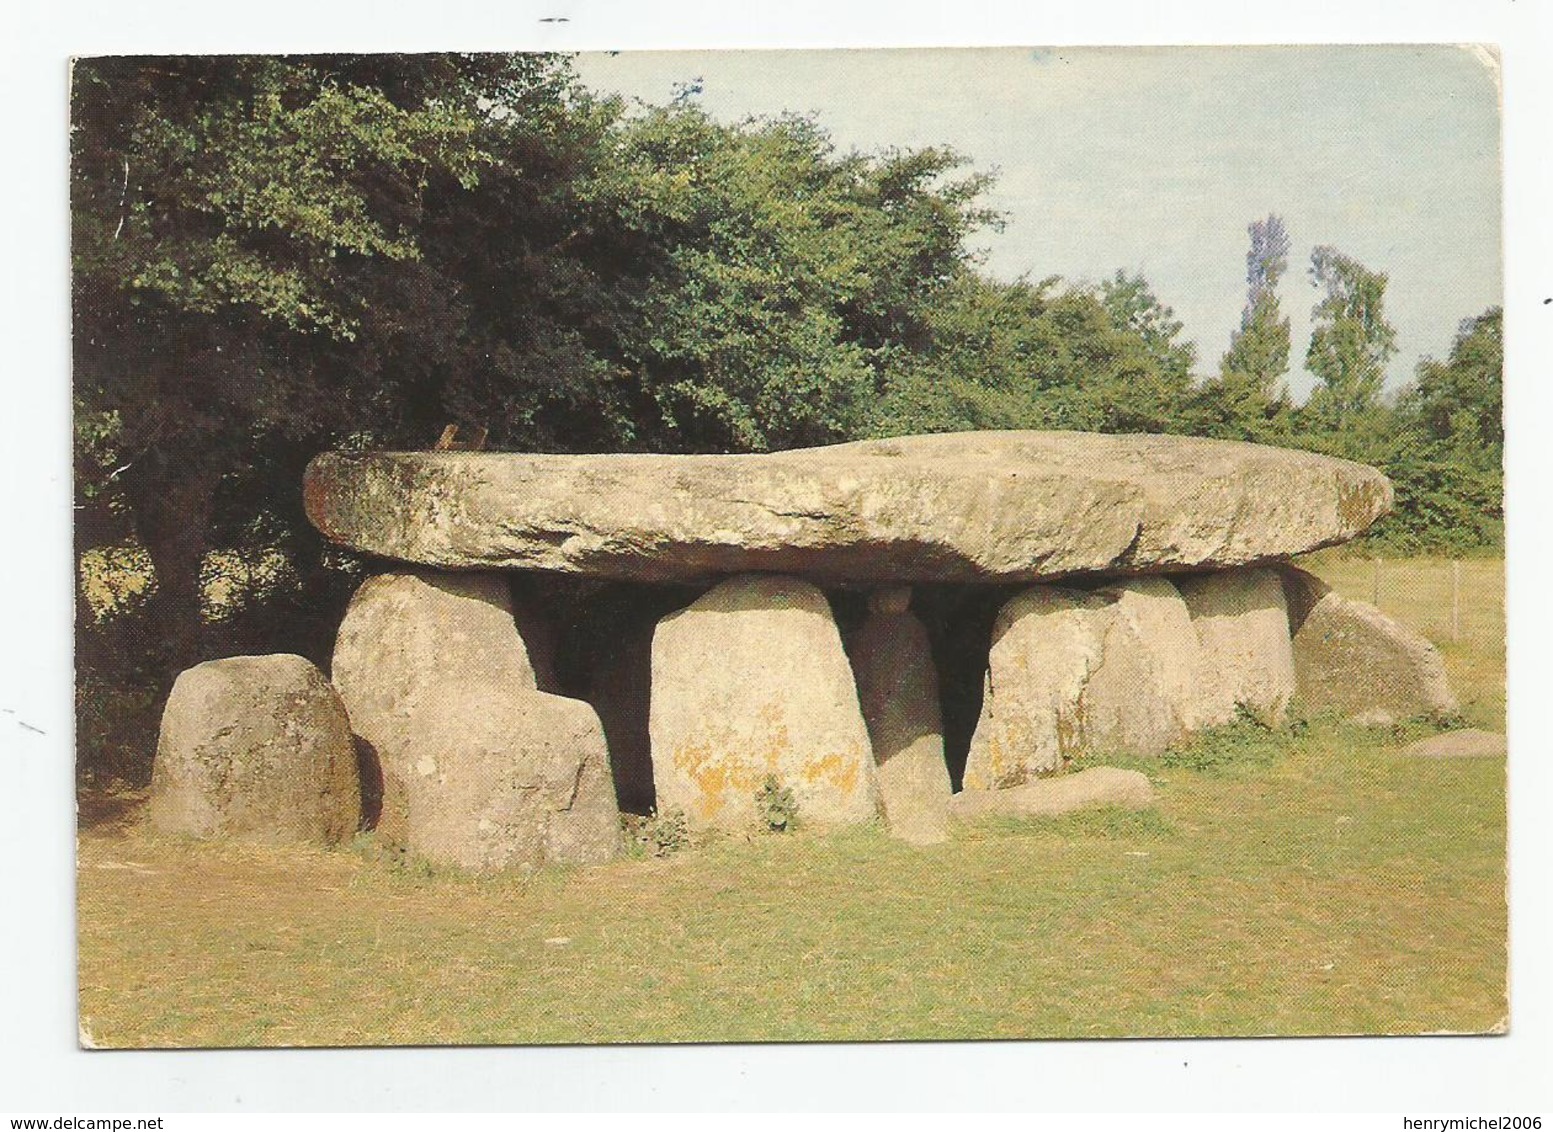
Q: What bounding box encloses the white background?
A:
[3,0,1548,1115]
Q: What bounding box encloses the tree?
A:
[71,54,576,676]
[71,54,1008,699]
[1100,270,1196,388]
[1199,214,1293,441]
[1303,245,1398,441]
[1370,306,1503,550]
[80,53,1324,784]
[574,108,999,452]
[1404,306,1503,464]
[866,270,1197,438]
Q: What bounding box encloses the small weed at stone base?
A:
[1160,705,1300,775]
[754,774,800,833]
[621,809,690,858]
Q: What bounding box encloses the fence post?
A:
[1371,557,1380,606]
[1451,559,1462,642]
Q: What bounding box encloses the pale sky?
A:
[574,46,1503,399]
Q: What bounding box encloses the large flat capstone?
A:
[303,431,1392,583]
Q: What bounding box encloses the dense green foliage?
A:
[73,54,569,675]
[574,109,999,452]
[1367,308,1504,551]
[1304,245,1400,434]
[1194,215,1295,443]
[71,53,1503,781]
[864,271,1198,437]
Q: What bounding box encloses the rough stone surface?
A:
[330,571,534,845]
[304,431,1392,583]
[1177,567,1297,727]
[848,588,952,845]
[396,681,620,871]
[333,571,540,714]
[1278,564,1459,720]
[1080,600,1186,759]
[962,585,1179,790]
[330,569,619,870]
[149,654,360,844]
[649,574,879,830]
[963,587,1106,789]
[1348,709,1400,729]
[1093,574,1211,732]
[949,767,1154,820]
[1397,729,1505,760]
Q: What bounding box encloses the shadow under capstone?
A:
[504,573,1063,811]
[510,574,709,816]
[911,583,1017,792]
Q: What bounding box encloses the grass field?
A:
[75,555,1507,1046]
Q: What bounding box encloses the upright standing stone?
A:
[1177,566,1297,727]
[1278,564,1458,719]
[398,679,620,871]
[649,574,879,830]
[1093,576,1208,733]
[964,585,1181,791]
[331,570,619,871]
[964,587,1108,790]
[330,571,535,844]
[848,586,952,845]
[1082,585,1190,757]
[149,654,360,845]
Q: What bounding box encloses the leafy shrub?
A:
[1360,455,1503,554]
[75,611,168,786]
[754,774,800,833]
[1161,704,1300,775]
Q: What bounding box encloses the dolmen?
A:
[149,431,1459,867]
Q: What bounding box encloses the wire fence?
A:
[1358,556,1505,650]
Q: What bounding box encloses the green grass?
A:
[76,556,1507,1046]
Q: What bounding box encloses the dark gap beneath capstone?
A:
[507,572,1021,810]
[509,574,707,816]
[913,583,1016,792]
[824,587,871,640]
[353,736,384,832]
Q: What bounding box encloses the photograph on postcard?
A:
[72,46,1504,1046]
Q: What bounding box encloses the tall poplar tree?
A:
[1303,245,1398,442]
[1197,214,1292,440]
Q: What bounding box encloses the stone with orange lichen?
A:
[649,574,879,830]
